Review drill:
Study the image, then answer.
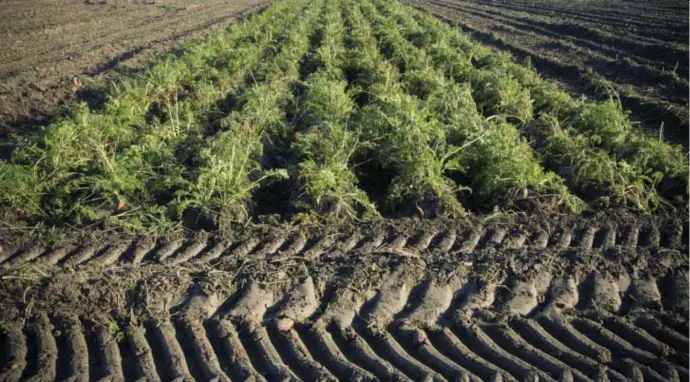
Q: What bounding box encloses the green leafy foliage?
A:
[0,0,685,233]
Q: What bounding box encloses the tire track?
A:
[1,274,688,381]
[0,219,681,269]
[1,218,688,382]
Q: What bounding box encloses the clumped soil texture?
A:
[0,212,688,381]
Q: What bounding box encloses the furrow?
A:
[356,232,386,253]
[584,273,623,313]
[59,315,89,382]
[62,244,100,267]
[593,227,616,249]
[217,238,260,264]
[575,227,596,250]
[0,248,10,265]
[501,273,552,316]
[0,326,27,381]
[433,230,457,252]
[194,239,232,264]
[6,246,45,267]
[452,319,555,381]
[530,231,549,249]
[627,277,663,310]
[509,318,608,379]
[660,223,684,249]
[84,242,130,267]
[94,324,125,381]
[633,316,689,353]
[303,235,337,259]
[354,323,443,381]
[280,233,308,257]
[601,316,670,357]
[482,323,591,381]
[300,326,376,380]
[410,230,437,252]
[569,317,661,368]
[621,358,678,382]
[253,236,287,257]
[166,240,208,266]
[178,318,230,381]
[485,228,507,246]
[124,325,160,382]
[658,314,689,337]
[36,246,73,267]
[552,230,572,249]
[457,228,483,253]
[208,319,265,381]
[502,232,526,249]
[618,226,639,248]
[150,320,194,381]
[237,322,299,380]
[24,313,57,382]
[427,327,516,381]
[128,237,156,265]
[272,328,337,381]
[638,225,660,248]
[151,240,184,262]
[334,326,411,380]
[674,365,689,382]
[536,315,612,364]
[396,324,480,381]
[338,232,362,253]
[387,233,410,252]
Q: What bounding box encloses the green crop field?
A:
[0,0,686,234]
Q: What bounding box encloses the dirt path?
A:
[0,214,688,380]
[0,0,267,140]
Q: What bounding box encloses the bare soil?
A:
[0,211,687,380]
[0,0,267,140]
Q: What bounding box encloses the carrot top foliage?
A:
[0,0,686,233]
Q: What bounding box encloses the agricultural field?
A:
[0,0,267,140]
[0,0,688,380]
[0,0,687,234]
[404,0,690,146]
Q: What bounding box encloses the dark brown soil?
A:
[0,212,687,380]
[0,0,267,141]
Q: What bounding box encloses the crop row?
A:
[0,0,686,232]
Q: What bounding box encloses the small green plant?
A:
[107,320,126,343]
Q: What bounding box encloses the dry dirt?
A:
[0,0,267,140]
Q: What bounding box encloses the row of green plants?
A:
[0,0,316,231]
[362,0,585,213]
[348,1,471,217]
[0,0,685,233]
[378,0,687,211]
[171,0,324,227]
[287,0,381,221]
